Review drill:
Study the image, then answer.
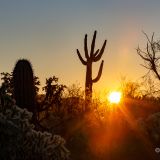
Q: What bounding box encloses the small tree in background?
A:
[37,76,66,120]
[0,72,13,96]
[137,32,160,80]
[120,77,142,99]
[140,75,160,98]
[64,83,85,115]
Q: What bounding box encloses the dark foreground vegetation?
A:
[1,31,160,159]
[1,66,160,160]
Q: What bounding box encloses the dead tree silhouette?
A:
[137,32,160,80]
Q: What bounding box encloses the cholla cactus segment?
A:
[0,103,70,160]
[138,112,160,144]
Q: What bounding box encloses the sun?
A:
[108,91,122,104]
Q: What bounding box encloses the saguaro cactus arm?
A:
[92,60,104,83]
[93,40,107,62]
[94,49,100,57]
[76,49,87,65]
[84,34,89,59]
[90,31,97,57]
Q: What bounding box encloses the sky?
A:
[0,0,160,93]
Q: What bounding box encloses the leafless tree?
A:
[137,32,160,80]
[120,76,141,98]
[141,75,160,98]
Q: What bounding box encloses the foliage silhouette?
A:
[0,92,70,160]
[37,76,66,121]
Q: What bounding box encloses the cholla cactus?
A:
[0,103,70,160]
[138,112,160,144]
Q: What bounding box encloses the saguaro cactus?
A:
[13,59,36,113]
[76,31,107,108]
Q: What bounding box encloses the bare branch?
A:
[140,64,151,70]
[142,31,152,43]
[137,49,150,62]
[137,32,160,81]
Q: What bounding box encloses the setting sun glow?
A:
[108,91,122,104]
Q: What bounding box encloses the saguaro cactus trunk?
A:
[76,31,107,110]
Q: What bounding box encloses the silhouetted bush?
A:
[0,94,70,160]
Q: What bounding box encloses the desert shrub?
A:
[62,84,85,117]
[138,112,160,145]
[0,101,70,160]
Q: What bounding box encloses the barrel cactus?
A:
[13,59,36,113]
